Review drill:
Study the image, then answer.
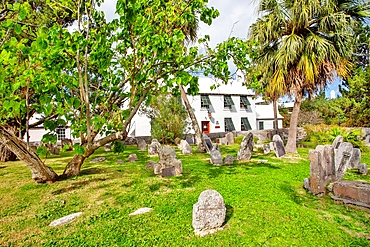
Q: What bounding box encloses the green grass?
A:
[0,145,370,246]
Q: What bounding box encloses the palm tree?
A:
[249,0,369,153]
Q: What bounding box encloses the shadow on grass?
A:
[224,204,234,225]
[0,166,6,169]
[279,182,305,205]
[52,177,107,195]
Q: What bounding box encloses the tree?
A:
[249,0,369,153]
[141,95,190,144]
[0,0,253,183]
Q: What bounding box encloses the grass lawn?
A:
[1,144,370,246]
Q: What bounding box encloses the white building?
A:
[27,77,283,142]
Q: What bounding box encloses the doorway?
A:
[201,121,210,134]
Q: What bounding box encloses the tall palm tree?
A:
[249,0,369,153]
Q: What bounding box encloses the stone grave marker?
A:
[137,139,147,151]
[148,139,161,156]
[236,131,254,161]
[225,132,234,145]
[272,134,285,157]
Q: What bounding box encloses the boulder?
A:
[272,134,285,157]
[137,139,147,151]
[192,190,226,237]
[117,159,123,164]
[236,132,254,161]
[148,139,161,156]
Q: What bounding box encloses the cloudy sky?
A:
[99,0,260,47]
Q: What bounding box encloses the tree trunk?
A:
[273,99,278,135]
[0,144,17,162]
[179,85,206,152]
[62,154,87,177]
[285,95,302,154]
[0,125,58,183]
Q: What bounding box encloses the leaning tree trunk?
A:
[179,85,206,153]
[0,125,58,183]
[285,95,302,154]
[0,143,17,162]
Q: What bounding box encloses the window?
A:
[56,127,66,141]
[240,96,251,111]
[224,118,235,132]
[201,95,212,109]
[224,95,234,109]
[241,118,252,131]
[259,121,264,130]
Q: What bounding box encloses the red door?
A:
[201,121,210,134]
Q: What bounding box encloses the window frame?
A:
[224,118,236,132]
[241,117,252,131]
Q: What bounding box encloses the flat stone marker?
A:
[49,212,83,227]
[192,190,226,237]
[129,207,153,216]
[90,157,106,163]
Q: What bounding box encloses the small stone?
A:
[358,163,368,175]
[137,139,147,151]
[162,167,177,177]
[117,159,123,164]
[104,144,111,152]
[148,139,161,156]
[129,207,153,216]
[146,160,157,170]
[224,155,234,166]
[303,178,310,190]
[49,212,83,227]
[128,154,138,162]
[210,148,223,166]
[263,143,271,154]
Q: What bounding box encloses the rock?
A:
[210,147,223,166]
[90,157,106,163]
[272,134,285,157]
[49,212,83,227]
[263,143,270,154]
[358,163,368,175]
[192,190,226,237]
[315,145,336,181]
[162,167,177,177]
[146,160,157,170]
[153,163,162,175]
[331,180,370,208]
[158,146,182,176]
[303,178,310,190]
[148,139,161,156]
[137,139,147,151]
[332,135,344,149]
[186,136,194,145]
[178,140,193,155]
[129,207,153,216]
[202,134,213,153]
[218,137,228,145]
[117,159,123,164]
[225,132,234,145]
[104,144,111,152]
[128,154,138,162]
[224,155,234,166]
[335,142,353,180]
[349,148,361,169]
[236,131,254,161]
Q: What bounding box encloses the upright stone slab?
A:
[148,139,161,156]
[315,145,335,181]
[224,155,234,166]
[202,134,213,153]
[192,190,226,236]
[236,132,254,161]
[218,138,228,146]
[272,134,285,157]
[225,132,234,145]
[178,140,193,155]
[137,139,147,151]
[210,145,223,166]
[349,148,361,169]
[158,145,182,176]
[308,149,325,195]
[186,136,194,145]
[332,135,344,149]
[335,142,353,180]
[263,144,271,154]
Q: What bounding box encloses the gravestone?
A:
[335,142,353,180]
[210,145,223,166]
[104,144,111,152]
[128,154,138,162]
[186,136,194,145]
[148,139,161,156]
[178,140,193,155]
[332,135,344,149]
[158,146,182,176]
[225,132,234,145]
[90,157,106,163]
[349,148,361,169]
[218,138,228,146]
[331,180,370,208]
[358,163,368,175]
[137,139,147,151]
[236,132,254,161]
[263,144,271,154]
[202,134,213,153]
[192,190,226,237]
[272,134,285,157]
[49,212,83,227]
[145,160,157,170]
[162,167,177,177]
[224,155,234,166]
[129,207,152,216]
